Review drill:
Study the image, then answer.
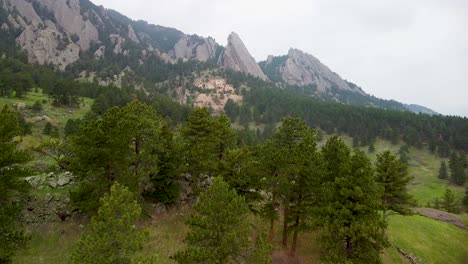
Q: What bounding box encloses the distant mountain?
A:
[0,0,437,115]
[405,104,438,115]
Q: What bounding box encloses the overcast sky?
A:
[91,0,468,117]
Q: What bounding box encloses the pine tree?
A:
[71,182,146,264]
[181,108,235,189]
[258,118,320,250]
[441,189,458,213]
[0,106,30,263]
[375,151,413,236]
[69,101,173,211]
[246,233,272,264]
[173,177,250,263]
[449,152,465,185]
[43,122,53,135]
[462,188,468,213]
[318,138,387,263]
[438,161,448,179]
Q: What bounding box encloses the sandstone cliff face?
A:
[218,32,267,80]
[172,36,217,62]
[262,48,363,94]
[17,26,80,70]
[4,0,98,69]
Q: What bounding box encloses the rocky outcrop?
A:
[172,35,217,62]
[192,78,242,111]
[39,0,98,51]
[5,0,98,69]
[263,48,361,93]
[110,34,125,54]
[94,45,106,58]
[128,24,140,43]
[218,32,267,80]
[17,26,80,70]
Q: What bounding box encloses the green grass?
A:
[387,214,468,263]
[13,222,81,264]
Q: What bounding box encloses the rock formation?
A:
[4,0,98,69]
[171,35,218,62]
[262,48,363,93]
[218,32,267,80]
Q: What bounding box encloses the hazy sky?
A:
[91,0,468,116]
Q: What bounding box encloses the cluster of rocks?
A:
[177,173,214,205]
[25,171,75,189]
[22,193,75,224]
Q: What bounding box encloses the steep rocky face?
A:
[218,32,267,80]
[3,0,98,69]
[171,35,218,62]
[40,0,98,51]
[17,26,80,70]
[261,48,363,94]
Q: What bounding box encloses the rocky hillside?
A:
[0,0,266,78]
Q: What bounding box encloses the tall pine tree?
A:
[318,137,387,263]
[375,151,413,236]
[0,106,30,263]
[438,160,448,179]
[71,182,146,264]
[173,177,250,263]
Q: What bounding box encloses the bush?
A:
[31,100,42,112]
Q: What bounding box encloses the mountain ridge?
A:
[0,0,438,115]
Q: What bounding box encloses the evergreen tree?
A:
[43,122,53,135]
[462,188,468,213]
[246,233,272,264]
[219,147,263,209]
[69,101,173,211]
[181,108,235,189]
[173,177,250,263]
[441,189,458,213]
[258,117,320,250]
[71,182,146,264]
[375,151,413,236]
[433,198,440,210]
[449,152,465,185]
[0,106,30,263]
[318,138,387,263]
[438,161,448,180]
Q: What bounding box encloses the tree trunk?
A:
[345,236,352,258]
[282,203,289,248]
[289,215,300,256]
[269,192,276,243]
[383,207,388,237]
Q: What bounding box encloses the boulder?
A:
[57,173,72,187]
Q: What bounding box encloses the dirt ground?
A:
[413,207,465,229]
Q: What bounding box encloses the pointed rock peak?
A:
[219,32,267,80]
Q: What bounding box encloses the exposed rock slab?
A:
[17,26,80,70]
[172,35,217,62]
[218,32,267,80]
